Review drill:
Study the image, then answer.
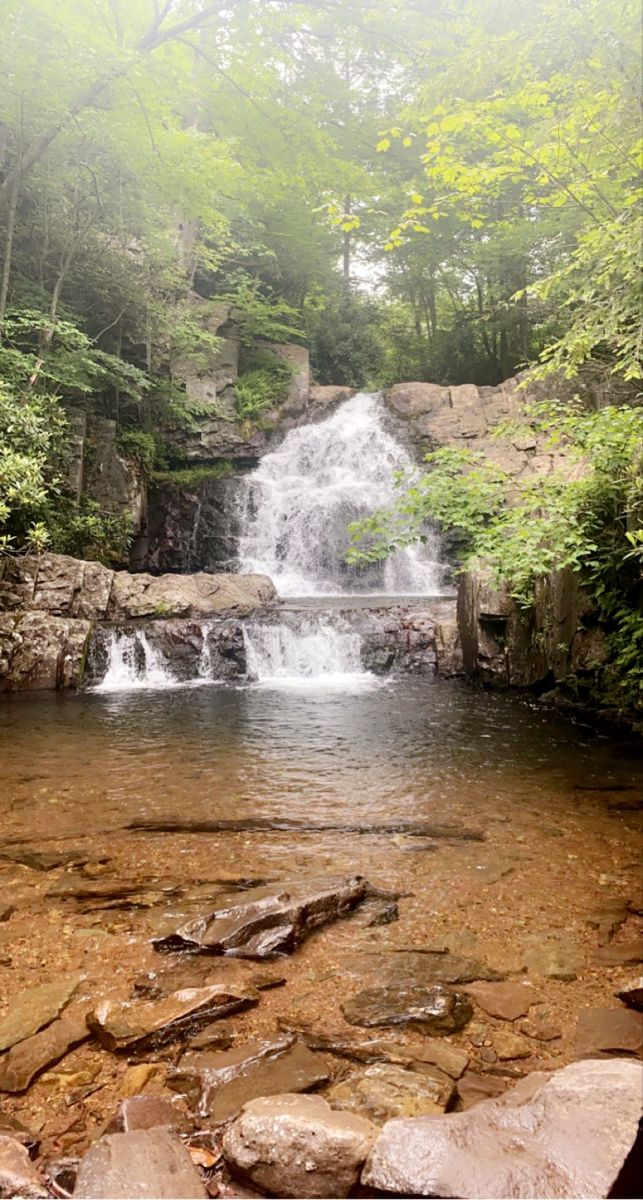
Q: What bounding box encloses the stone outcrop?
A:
[222,1094,377,1198]
[361,1058,643,1198]
[0,553,276,691]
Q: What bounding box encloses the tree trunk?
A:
[0,176,18,325]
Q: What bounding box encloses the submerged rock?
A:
[595,940,643,968]
[362,1058,643,1198]
[0,1135,47,1198]
[327,1063,455,1123]
[342,984,473,1035]
[0,1014,89,1093]
[87,984,257,1053]
[153,876,373,958]
[170,1039,329,1122]
[73,1128,207,1199]
[133,817,485,839]
[223,1094,377,1199]
[0,976,82,1052]
[521,934,584,981]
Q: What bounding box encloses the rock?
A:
[491,1029,533,1060]
[43,1158,78,1198]
[0,975,76,1047]
[0,1136,48,1198]
[222,1094,377,1198]
[386,382,449,419]
[341,984,473,1035]
[74,1129,207,1198]
[105,1095,192,1135]
[586,899,630,944]
[595,941,643,968]
[362,1058,643,1198]
[87,984,257,1052]
[276,1021,468,1076]
[153,876,374,958]
[134,956,285,1000]
[0,848,90,872]
[0,904,14,922]
[170,1040,329,1123]
[134,817,484,840]
[369,949,504,987]
[518,1011,563,1041]
[327,1063,455,1123]
[466,981,539,1021]
[575,1007,643,1058]
[108,568,276,621]
[522,934,584,981]
[456,1071,507,1110]
[616,976,643,1011]
[119,1063,163,1096]
[0,1013,90,1093]
[0,1116,38,1155]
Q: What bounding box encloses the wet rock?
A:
[87,984,257,1052]
[0,904,14,923]
[586,899,630,944]
[342,984,473,1035]
[575,1007,643,1058]
[595,940,643,968]
[187,1022,235,1051]
[0,848,90,872]
[616,976,643,1011]
[376,949,504,987]
[277,1021,469,1078]
[522,934,584,981]
[133,817,484,840]
[170,1040,329,1123]
[74,1128,207,1198]
[362,1058,643,1198]
[47,878,181,910]
[491,1029,533,1060]
[134,957,284,1000]
[456,1071,507,1111]
[350,897,399,927]
[465,981,539,1021]
[0,1135,47,1198]
[222,1094,377,1198]
[105,1095,192,1135]
[0,1013,89,1092]
[154,876,374,958]
[0,975,82,1052]
[327,1063,455,1123]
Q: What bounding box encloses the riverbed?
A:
[0,676,641,1164]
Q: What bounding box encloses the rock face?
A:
[87,984,258,1052]
[0,613,92,692]
[0,1136,48,1198]
[341,984,473,1035]
[222,1094,378,1199]
[154,877,373,958]
[73,1129,207,1199]
[362,1058,643,1198]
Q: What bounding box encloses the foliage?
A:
[349,402,643,707]
[150,462,233,488]
[116,429,159,475]
[234,349,294,419]
[47,499,132,563]
[0,381,65,552]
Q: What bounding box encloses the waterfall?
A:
[243,613,376,689]
[237,392,443,597]
[90,626,223,692]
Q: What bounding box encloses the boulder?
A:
[575,1007,643,1058]
[0,1136,47,1198]
[87,984,258,1052]
[154,876,373,958]
[327,1063,455,1123]
[73,1129,207,1198]
[0,976,82,1052]
[107,569,276,621]
[0,1013,89,1093]
[170,1040,330,1123]
[341,984,473,1035]
[362,1058,643,1198]
[222,1093,377,1198]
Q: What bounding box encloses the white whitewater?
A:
[243,613,376,690]
[92,630,176,691]
[238,391,442,597]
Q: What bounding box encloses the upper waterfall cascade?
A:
[238,392,443,597]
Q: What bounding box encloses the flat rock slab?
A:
[342,984,473,1035]
[616,976,643,1011]
[362,1058,643,1198]
[0,975,82,1052]
[132,818,485,840]
[0,1013,89,1093]
[88,984,257,1053]
[595,940,643,968]
[134,957,285,999]
[74,1128,207,1198]
[154,876,373,958]
[327,1063,455,1123]
[0,1135,48,1197]
[171,1041,329,1123]
[105,1095,193,1135]
[347,949,503,988]
[277,1022,469,1078]
[521,935,584,981]
[575,1007,643,1058]
[466,981,539,1021]
[223,1094,378,1199]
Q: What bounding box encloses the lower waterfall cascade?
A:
[91,393,450,690]
[237,391,444,598]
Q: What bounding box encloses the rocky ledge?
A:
[0,553,276,691]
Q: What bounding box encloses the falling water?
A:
[243,613,376,690]
[91,630,177,691]
[237,392,443,597]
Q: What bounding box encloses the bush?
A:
[116,429,160,475]
[234,349,294,419]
